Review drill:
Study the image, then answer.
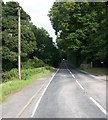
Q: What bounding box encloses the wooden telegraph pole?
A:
[18,8,21,80]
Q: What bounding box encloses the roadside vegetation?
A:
[1,66,55,103]
[49,2,108,67]
[1,1,60,103]
[2,1,61,72]
[82,67,107,76]
[1,1,108,103]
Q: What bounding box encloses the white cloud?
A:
[3,0,56,42]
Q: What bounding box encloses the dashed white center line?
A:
[89,97,107,115]
[72,74,75,79]
[76,80,84,90]
[67,68,107,116]
[67,69,84,90]
[67,69,75,79]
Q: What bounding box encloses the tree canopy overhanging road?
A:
[2,1,108,71]
[1,1,108,119]
[49,2,108,67]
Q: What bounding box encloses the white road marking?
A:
[67,69,70,73]
[76,80,84,90]
[67,69,75,79]
[72,74,75,79]
[16,80,47,118]
[31,69,59,118]
[90,97,107,115]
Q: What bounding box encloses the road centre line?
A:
[68,68,107,116]
[64,60,68,69]
[90,97,107,115]
[72,74,75,79]
[67,69,75,79]
[31,69,59,118]
[76,80,84,90]
[67,69,85,90]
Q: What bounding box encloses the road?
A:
[31,60,107,118]
[1,60,107,119]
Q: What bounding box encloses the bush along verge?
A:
[1,66,55,103]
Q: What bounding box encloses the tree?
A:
[2,1,36,71]
[49,2,106,67]
[31,26,61,67]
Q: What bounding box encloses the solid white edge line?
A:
[76,80,84,90]
[67,69,75,79]
[16,80,47,118]
[31,69,59,118]
[90,97,107,115]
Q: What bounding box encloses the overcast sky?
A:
[3,0,56,42]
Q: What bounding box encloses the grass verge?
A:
[82,67,107,76]
[0,66,55,103]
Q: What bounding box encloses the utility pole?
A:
[18,8,21,80]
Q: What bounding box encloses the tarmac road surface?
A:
[32,60,107,118]
[1,60,107,119]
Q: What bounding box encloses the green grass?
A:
[82,67,107,76]
[0,66,55,103]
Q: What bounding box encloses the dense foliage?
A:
[2,1,36,70]
[31,26,61,67]
[2,1,60,72]
[49,2,107,67]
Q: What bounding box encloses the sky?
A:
[3,0,57,42]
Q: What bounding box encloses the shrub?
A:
[2,58,48,82]
[2,68,18,82]
[22,57,45,69]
